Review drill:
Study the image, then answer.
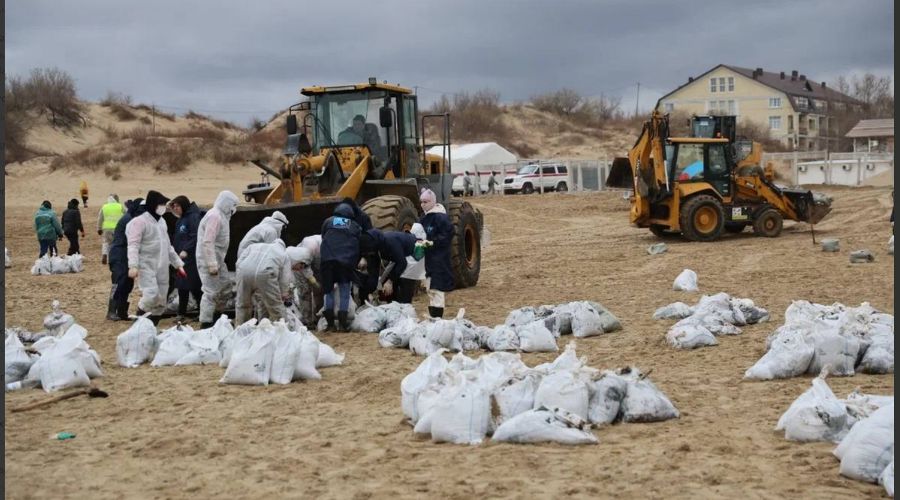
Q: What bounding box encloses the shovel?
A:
[12,387,109,413]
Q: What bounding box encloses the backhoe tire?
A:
[680,194,725,242]
[752,208,783,238]
[447,199,482,289]
[724,223,747,234]
[361,195,418,232]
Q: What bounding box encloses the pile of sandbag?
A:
[653,293,770,349]
[6,323,103,392]
[6,300,77,343]
[380,301,621,356]
[164,289,199,316]
[776,375,894,496]
[30,254,85,275]
[351,302,417,333]
[401,342,678,445]
[114,314,345,386]
[745,301,894,380]
[5,247,11,268]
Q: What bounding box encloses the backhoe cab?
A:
[229,79,483,290]
[607,112,832,242]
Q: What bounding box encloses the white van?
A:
[503,163,569,194]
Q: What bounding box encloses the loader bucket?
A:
[606,157,634,190]
[225,200,343,270]
[781,188,833,225]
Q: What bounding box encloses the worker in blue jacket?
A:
[418,188,454,318]
[366,228,418,301]
[320,203,362,331]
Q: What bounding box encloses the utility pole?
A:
[634,82,640,117]
[151,103,156,136]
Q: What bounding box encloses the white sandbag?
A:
[294,331,321,380]
[315,339,345,368]
[268,323,302,384]
[151,326,193,366]
[558,301,620,337]
[43,300,76,337]
[653,302,695,320]
[666,322,718,349]
[175,328,222,366]
[218,319,257,368]
[822,238,840,252]
[31,256,51,275]
[79,348,104,379]
[673,269,699,291]
[36,328,91,392]
[378,317,418,348]
[776,376,850,442]
[806,329,861,376]
[69,253,84,273]
[210,315,233,342]
[430,381,491,445]
[220,320,276,386]
[881,461,894,497]
[837,404,894,483]
[504,307,541,328]
[50,256,71,274]
[4,247,10,268]
[537,341,586,373]
[401,349,448,423]
[619,368,679,423]
[516,321,558,352]
[588,371,629,425]
[115,317,159,368]
[427,319,463,352]
[492,375,539,425]
[533,370,590,420]
[493,407,597,445]
[889,235,894,256]
[730,297,770,324]
[5,332,34,384]
[849,249,875,263]
[455,314,481,352]
[859,328,894,374]
[351,304,387,333]
[647,242,668,255]
[484,325,520,352]
[744,327,814,380]
[408,324,439,356]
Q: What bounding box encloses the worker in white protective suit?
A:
[292,235,323,327]
[196,190,240,328]
[236,211,288,261]
[234,239,308,325]
[126,190,186,324]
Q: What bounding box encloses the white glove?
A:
[382,279,393,296]
[179,251,188,259]
[128,267,139,279]
[208,265,219,276]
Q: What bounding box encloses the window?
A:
[557,165,568,174]
[664,102,674,113]
[675,143,704,181]
[809,118,815,130]
[710,78,717,92]
[708,144,727,175]
[769,97,781,108]
[719,77,726,92]
[727,77,734,91]
[718,100,726,113]
[727,100,735,115]
[796,97,808,109]
[769,116,782,130]
[541,166,556,175]
[708,100,717,113]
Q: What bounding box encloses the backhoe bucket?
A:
[606,157,634,190]
[781,188,833,225]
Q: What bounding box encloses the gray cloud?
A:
[7,0,893,124]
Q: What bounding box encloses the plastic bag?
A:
[218,319,257,368]
[744,327,814,380]
[516,321,558,352]
[50,256,71,274]
[351,304,387,333]
[151,326,194,366]
[836,404,894,483]
[220,320,276,386]
[378,317,418,348]
[653,302,694,320]
[776,376,850,442]
[115,316,159,368]
[533,370,590,420]
[492,407,598,445]
[315,339,345,368]
[484,325,520,352]
[858,328,894,374]
[31,256,52,275]
[666,322,718,349]
[36,327,91,392]
[69,254,84,273]
[588,371,629,425]
[401,349,448,423]
[889,235,894,256]
[806,329,861,377]
[43,300,76,337]
[268,323,302,384]
[5,332,34,384]
[492,374,539,425]
[175,328,222,366]
[880,461,894,497]
[4,247,10,268]
[430,381,491,445]
[294,331,321,380]
[619,368,679,423]
[673,269,699,291]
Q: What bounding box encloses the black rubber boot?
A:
[428,306,444,319]
[116,302,130,321]
[106,285,119,320]
[338,311,351,331]
[323,310,336,331]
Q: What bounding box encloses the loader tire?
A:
[447,198,482,289]
[752,208,783,237]
[680,194,724,242]
[361,195,418,232]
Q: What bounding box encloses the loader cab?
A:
[298,82,423,179]
[667,138,733,196]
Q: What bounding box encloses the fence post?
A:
[538,161,544,194]
[577,164,584,192]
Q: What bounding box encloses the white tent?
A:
[427,142,517,193]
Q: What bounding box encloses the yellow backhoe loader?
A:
[228,78,483,288]
[606,112,832,241]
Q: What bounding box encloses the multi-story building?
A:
[656,64,863,151]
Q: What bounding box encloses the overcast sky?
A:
[7,0,894,125]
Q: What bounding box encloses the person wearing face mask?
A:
[170,195,204,322]
[234,240,308,325]
[236,210,289,261]
[195,190,240,328]
[125,190,186,324]
[107,197,143,320]
[418,188,454,318]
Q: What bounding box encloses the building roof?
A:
[845,119,894,138]
[657,64,864,112]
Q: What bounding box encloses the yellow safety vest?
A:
[101,202,125,230]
